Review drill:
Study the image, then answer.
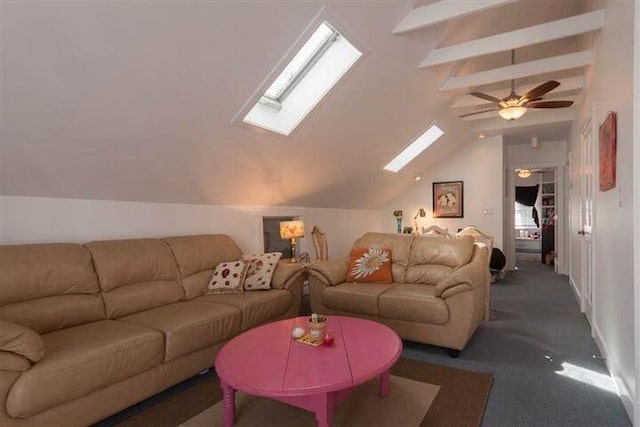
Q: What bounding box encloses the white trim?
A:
[592,323,636,423]
[633,2,640,425]
[569,275,581,307]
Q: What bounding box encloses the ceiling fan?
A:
[460,50,574,121]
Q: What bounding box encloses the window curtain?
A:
[515,185,540,227]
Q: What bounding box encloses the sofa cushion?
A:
[6,320,163,418]
[196,290,291,331]
[240,252,282,290]
[86,239,183,318]
[409,235,475,269]
[119,301,241,362]
[163,235,244,299]
[322,282,397,316]
[0,243,105,333]
[378,284,449,325]
[207,261,248,294]
[405,264,453,285]
[346,248,392,283]
[352,233,414,282]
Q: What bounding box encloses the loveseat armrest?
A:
[0,351,32,372]
[0,320,44,364]
[307,258,349,286]
[271,261,305,290]
[435,245,488,297]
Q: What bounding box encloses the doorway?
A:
[513,168,557,269]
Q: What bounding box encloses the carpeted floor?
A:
[94,358,492,427]
[403,260,631,426]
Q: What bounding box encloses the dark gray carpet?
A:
[403,260,631,426]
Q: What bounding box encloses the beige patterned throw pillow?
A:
[207,261,249,294]
[240,252,283,290]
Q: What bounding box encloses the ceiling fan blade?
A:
[520,80,561,102]
[469,92,503,104]
[459,108,500,118]
[528,100,574,109]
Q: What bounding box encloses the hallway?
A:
[404,261,631,426]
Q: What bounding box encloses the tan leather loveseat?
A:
[308,232,488,357]
[0,234,303,426]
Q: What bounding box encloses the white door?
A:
[580,119,595,324]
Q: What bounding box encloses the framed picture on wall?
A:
[599,111,616,191]
[433,181,464,218]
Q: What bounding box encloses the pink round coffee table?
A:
[215,315,402,427]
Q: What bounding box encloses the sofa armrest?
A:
[0,320,44,363]
[307,258,349,286]
[271,261,305,290]
[435,245,488,296]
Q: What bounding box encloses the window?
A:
[515,202,537,228]
[241,21,362,136]
[383,125,444,172]
[263,217,294,259]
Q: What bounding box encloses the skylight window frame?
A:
[383,124,445,173]
[231,7,369,139]
[260,23,339,109]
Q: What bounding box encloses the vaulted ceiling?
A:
[1,0,596,209]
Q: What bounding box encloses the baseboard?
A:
[568,275,581,307]
[592,323,636,424]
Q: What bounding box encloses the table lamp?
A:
[279,220,305,263]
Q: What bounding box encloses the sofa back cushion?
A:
[163,235,243,299]
[86,239,182,318]
[352,233,414,282]
[405,235,475,285]
[0,244,105,333]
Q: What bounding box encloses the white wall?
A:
[568,0,636,421]
[381,135,504,250]
[0,196,383,258]
[634,3,640,425]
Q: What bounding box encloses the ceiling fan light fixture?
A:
[516,168,532,179]
[499,105,527,121]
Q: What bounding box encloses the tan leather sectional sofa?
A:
[0,234,304,426]
[308,232,488,357]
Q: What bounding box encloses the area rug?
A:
[98,358,492,427]
[183,375,438,427]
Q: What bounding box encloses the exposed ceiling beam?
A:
[421,10,604,68]
[471,109,575,133]
[440,50,593,91]
[393,0,516,35]
[459,98,577,121]
[451,76,585,108]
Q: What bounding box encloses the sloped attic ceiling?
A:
[1,1,585,209]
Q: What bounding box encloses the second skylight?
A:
[383,125,444,172]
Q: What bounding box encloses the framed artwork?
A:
[433,181,464,218]
[599,111,617,191]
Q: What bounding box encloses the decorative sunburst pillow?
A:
[346,248,393,283]
[240,252,283,290]
[207,261,249,294]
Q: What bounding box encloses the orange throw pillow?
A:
[346,248,393,283]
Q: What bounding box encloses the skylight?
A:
[241,21,362,136]
[383,125,444,172]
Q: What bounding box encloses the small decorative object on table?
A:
[403,226,413,234]
[308,313,327,339]
[298,251,311,264]
[393,210,403,234]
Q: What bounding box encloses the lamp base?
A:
[289,238,298,263]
